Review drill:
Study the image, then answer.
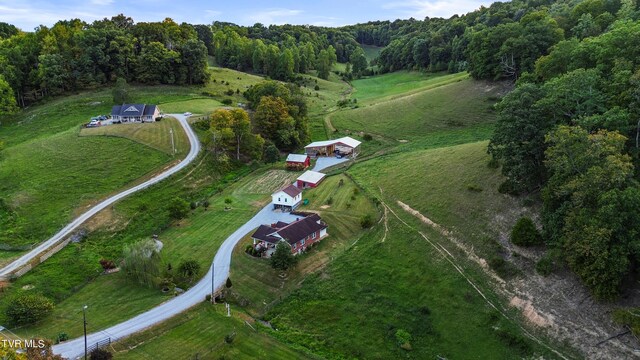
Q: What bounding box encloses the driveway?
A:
[312,156,349,172]
[53,204,302,358]
[0,114,200,279]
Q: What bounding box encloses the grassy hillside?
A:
[362,44,384,62]
[351,71,467,104]
[330,78,501,142]
[0,129,169,248]
[80,117,190,156]
[261,143,560,359]
[111,303,312,359]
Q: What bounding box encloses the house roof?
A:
[297,170,325,184]
[251,225,281,244]
[304,136,361,149]
[277,216,328,245]
[111,104,157,117]
[275,184,302,198]
[286,154,309,163]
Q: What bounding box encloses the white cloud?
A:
[90,0,114,5]
[383,0,487,19]
[0,4,103,30]
[245,8,303,25]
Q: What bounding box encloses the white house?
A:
[272,184,302,211]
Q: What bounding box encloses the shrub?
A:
[224,198,233,205]
[536,250,561,276]
[99,259,116,270]
[6,293,55,325]
[203,200,210,210]
[314,84,320,91]
[225,89,235,96]
[326,197,333,205]
[226,277,233,288]
[363,133,373,141]
[360,214,374,228]
[190,201,197,210]
[178,259,201,279]
[56,332,68,343]
[395,329,412,350]
[224,332,236,344]
[222,98,233,105]
[90,348,113,360]
[487,158,500,169]
[168,197,190,220]
[510,217,542,246]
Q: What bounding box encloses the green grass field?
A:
[0,128,170,247]
[361,44,384,62]
[111,303,312,359]
[258,143,560,359]
[80,117,190,156]
[351,71,467,104]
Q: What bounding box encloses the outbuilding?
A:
[286,154,311,170]
[271,184,302,211]
[304,136,361,158]
[296,170,326,189]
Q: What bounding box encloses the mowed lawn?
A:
[329,77,501,142]
[158,98,222,115]
[0,128,169,247]
[111,303,312,360]
[351,71,467,104]
[80,117,190,156]
[229,174,378,317]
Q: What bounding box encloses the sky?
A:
[2,0,496,31]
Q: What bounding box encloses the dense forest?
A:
[2,0,640,299]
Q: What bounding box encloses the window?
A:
[285,198,288,203]
[301,239,305,245]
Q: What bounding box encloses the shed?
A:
[304,136,361,158]
[296,170,326,189]
[286,154,311,169]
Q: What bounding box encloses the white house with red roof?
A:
[271,184,302,211]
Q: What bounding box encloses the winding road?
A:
[52,157,348,359]
[0,114,200,279]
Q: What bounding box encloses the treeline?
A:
[354,0,638,78]
[0,15,209,107]
[489,14,640,299]
[199,80,309,164]
[195,22,363,81]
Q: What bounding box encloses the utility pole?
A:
[83,305,88,360]
[169,128,175,156]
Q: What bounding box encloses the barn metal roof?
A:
[286,154,309,162]
[297,170,325,184]
[304,136,361,149]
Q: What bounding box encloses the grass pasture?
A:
[111,303,311,360]
[158,98,223,115]
[351,71,467,104]
[361,44,384,62]
[0,129,170,247]
[80,117,190,156]
[329,78,503,145]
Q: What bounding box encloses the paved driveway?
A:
[312,156,349,171]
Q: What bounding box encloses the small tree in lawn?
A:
[168,197,190,220]
[270,242,297,271]
[178,259,201,283]
[510,217,542,246]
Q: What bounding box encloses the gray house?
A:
[111,104,160,123]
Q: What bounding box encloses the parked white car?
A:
[184,112,192,116]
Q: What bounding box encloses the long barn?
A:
[304,136,361,158]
